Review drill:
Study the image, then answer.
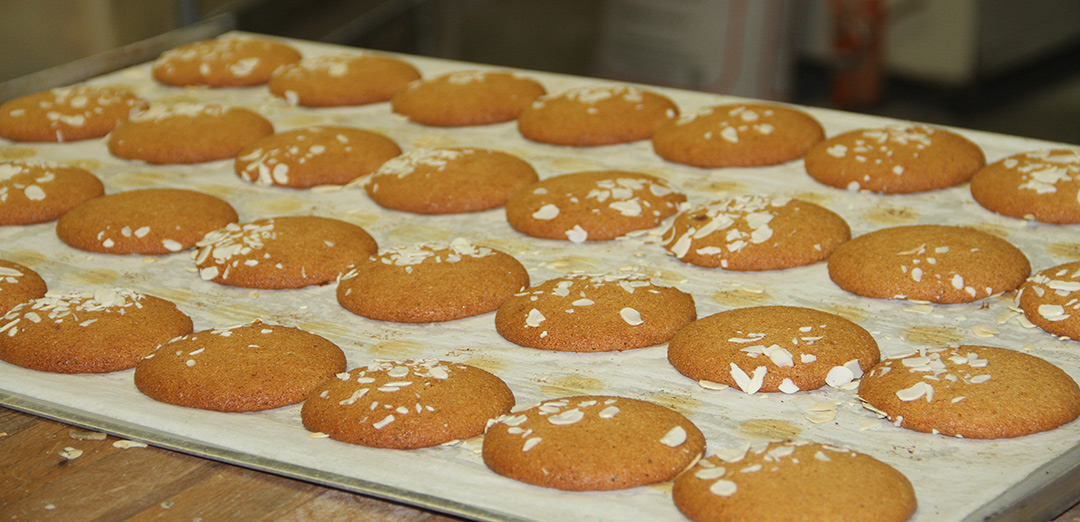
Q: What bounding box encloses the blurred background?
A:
[2,0,1078,144]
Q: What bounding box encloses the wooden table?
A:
[0,407,462,521]
[2,406,1079,521]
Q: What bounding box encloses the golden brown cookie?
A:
[57,188,238,255]
[0,260,47,315]
[673,440,917,522]
[0,288,193,374]
[134,321,346,412]
[662,195,850,271]
[805,124,986,193]
[391,70,545,127]
[1017,260,1080,341]
[365,148,538,214]
[152,36,301,87]
[337,239,529,323]
[970,149,1080,224]
[107,103,273,164]
[301,359,515,449]
[0,86,147,142]
[505,170,685,242]
[0,161,104,225]
[517,85,678,146]
[827,225,1030,304]
[495,272,696,352]
[651,103,824,168]
[269,53,421,107]
[668,306,880,394]
[858,345,1080,438]
[234,126,401,188]
[194,216,378,289]
[482,395,706,491]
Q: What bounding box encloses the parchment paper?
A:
[2,33,1080,522]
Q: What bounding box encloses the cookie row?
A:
[4,254,1078,439]
[1,160,1077,344]
[0,157,1048,300]
[6,86,1078,225]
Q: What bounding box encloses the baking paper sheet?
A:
[2,33,1080,522]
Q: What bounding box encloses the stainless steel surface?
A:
[0,13,235,103]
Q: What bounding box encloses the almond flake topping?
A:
[522,437,542,451]
[59,447,84,460]
[598,406,620,418]
[825,365,855,388]
[620,307,644,326]
[660,426,688,447]
[666,195,788,260]
[710,480,738,497]
[547,408,585,425]
[0,267,23,278]
[896,381,935,402]
[525,308,546,327]
[532,204,559,220]
[730,364,767,395]
[114,440,149,449]
[1,289,146,331]
[1039,304,1070,321]
[778,379,800,394]
[695,466,727,480]
[565,225,588,243]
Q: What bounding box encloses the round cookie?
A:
[970,149,1080,224]
[301,359,515,449]
[152,36,302,87]
[505,170,685,242]
[0,160,104,225]
[668,306,880,394]
[827,225,1030,304]
[337,238,529,323]
[134,321,347,412]
[57,188,238,255]
[673,440,917,522]
[495,272,696,352]
[0,260,47,315]
[651,103,824,168]
[517,85,678,146]
[366,148,538,214]
[0,86,147,142]
[194,216,378,289]
[0,288,193,374]
[108,103,273,164]
[805,124,986,193]
[234,126,401,188]
[482,395,706,491]
[858,345,1080,438]
[662,195,850,271]
[269,53,421,107]
[1017,260,1080,341]
[391,70,546,127]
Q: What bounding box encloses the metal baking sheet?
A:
[3,32,1080,522]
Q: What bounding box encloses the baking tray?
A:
[2,32,1080,522]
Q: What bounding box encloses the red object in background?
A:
[830,0,885,109]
